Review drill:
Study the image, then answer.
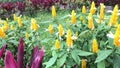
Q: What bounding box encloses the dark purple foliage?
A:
[90,0,120,6]
[30,0,58,9]
[15,2,26,11]
[1,2,14,11]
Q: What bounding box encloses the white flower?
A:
[107,32,114,39]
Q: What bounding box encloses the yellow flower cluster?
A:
[48,24,53,34]
[1,21,9,32]
[114,25,120,47]
[55,39,60,49]
[66,29,73,48]
[71,10,76,24]
[109,5,118,26]
[10,25,14,30]
[82,6,86,14]
[0,28,6,38]
[26,32,29,38]
[92,39,98,53]
[88,13,94,29]
[81,59,86,68]
[58,24,64,36]
[13,14,17,22]
[90,2,96,15]
[18,17,22,27]
[99,3,105,23]
[31,18,39,31]
[52,6,56,18]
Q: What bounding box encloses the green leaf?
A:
[78,50,93,56]
[71,50,80,65]
[113,54,120,68]
[95,50,113,63]
[97,61,105,68]
[57,54,67,67]
[45,55,57,68]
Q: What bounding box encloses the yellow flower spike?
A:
[0,28,6,38]
[48,24,53,34]
[81,59,86,68]
[26,32,29,38]
[88,13,94,29]
[6,18,8,21]
[79,16,83,21]
[82,6,86,14]
[52,6,56,18]
[31,18,39,31]
[99,3,105,20]
[66,29,73,48]
[58,24,64,36]
[17,17,22,27]
[71,10,76,24]
[75,31,78,37]
[109,5,118,26]
[10,25,14,30]
[90,1,96,14]
[3,21,9,32]
[114,24,120,47]
[92,39,98,53]
[24,15,26,20]
[13,14,17,22]
[55,39,60,50]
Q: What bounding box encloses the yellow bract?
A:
[114,25,120,47]
[13,14,17,22]
[0,28,6,38]
[109,5,118,26]
[82,6,86,14]
[26,32,29,38]
[99,3,105,21]
[10,25,14,30]
[31,18,39,31]
[24,15,27,20]
[58,24,64,36]
[92,39,98,53]
[18,17,22,27]
[79,16,83,21]
[52,6,56,18]
[6,18,8,21]
[3,21,9,32]
[88,13,94,29]
[75,31,78,37]
[71,10,76,24]
[81,59,86,68]
[66,29,73,48]
[55,39,60,49]
[48,24,53,34]
[90,1,96,15]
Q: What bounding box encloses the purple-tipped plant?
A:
[1,38,44,68]
[0,44,7,59]
[4,50,17,68]
[17,38,24,68]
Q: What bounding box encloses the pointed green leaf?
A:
[95,50,112,63]
[57,54,67,67]
[71,50,80,65]
[45,55,57,68]
[78,50,93,56]
[97,61,105,68]
[113,54,120,68]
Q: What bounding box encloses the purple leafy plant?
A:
[0,38,44,68]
